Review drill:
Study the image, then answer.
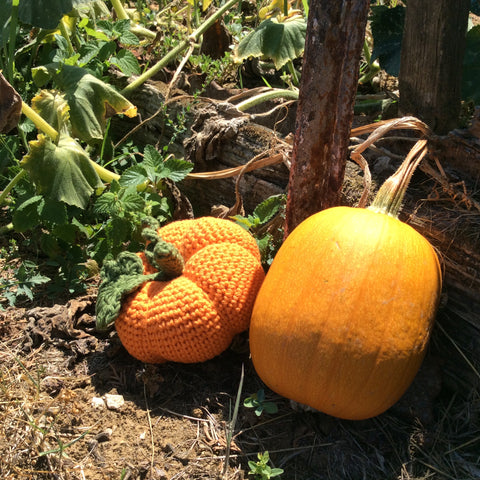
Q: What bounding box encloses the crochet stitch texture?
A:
[115,217,265,363]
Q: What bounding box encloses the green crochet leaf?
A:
[95,252,161,331]
[95,218,185,331]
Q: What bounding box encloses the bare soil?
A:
[1,292,479,480]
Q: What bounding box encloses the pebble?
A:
[104,393,125,411]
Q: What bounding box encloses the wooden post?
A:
[399,0,470,134]
[285,0,370,236]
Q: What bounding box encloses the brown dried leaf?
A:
[0,72,22,133]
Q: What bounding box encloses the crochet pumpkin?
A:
[95,217,265,363]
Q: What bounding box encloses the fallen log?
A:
[112,81,480,393]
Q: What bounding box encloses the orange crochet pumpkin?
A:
[96,217,265,364]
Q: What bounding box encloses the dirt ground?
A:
[1,291,479,480]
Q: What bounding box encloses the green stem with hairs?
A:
[235,88,299,111]
[110,0,129,19]
[58,18,75,56]
[110,0,156,39]
[368,139,428,218]
[21,102,59,142]
[121,0,241,96]
[0,170,26,206]
[286,59,300,86]
[7,0,20,83]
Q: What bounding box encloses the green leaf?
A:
[77,41,106,66]
[370,5,405,77]
[143,144,164,168]
[52,65,137,144]
[119,165,150,187]
[81,24,110,42]
[28,276,51,290]
[235,15,307,70]
[160,157,193,182]
[21,133,103,209]
[18,0,74,29]
[121,192,145,212]
[97,41,117,62]
[94,191,124,216]
[38,198,68,225]
[115,20,140,45]
[31,90,70,135]
[107,217,132,246]
[12,195,43,232]
[0,4,12,48]
[253,194,284,224]
[52,223,82,243]
[110,49,141,76]
[462,25,480,103]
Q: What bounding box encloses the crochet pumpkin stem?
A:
[146,236,184,278]
[142,224,184,278]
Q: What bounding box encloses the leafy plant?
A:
[234,1,306,86]
[233,194,285,266]
[243,389,278,416]
[0,259,50,308]
[248,451,283,480]
[91,146,193,261]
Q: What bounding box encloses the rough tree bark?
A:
[284,0,370,236]
[399,0,470,134]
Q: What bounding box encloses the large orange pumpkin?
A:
[249,141,443,420]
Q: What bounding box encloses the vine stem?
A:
[7,0,20,83]
[0,170,26,206]
[121,0,241,96]
[235,88,299,111]
[110,0,157,39]
[21,102,59,142]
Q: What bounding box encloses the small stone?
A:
[104,393,125,411]
[91,397,106,409]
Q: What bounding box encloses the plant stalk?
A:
[58,18,75,56]
[235,88,299,111]
[0,170,27,206]
[368,138,429,218]
[21,102,59,142]
[7,0,20,83]
[121,0,241,96]
[110,0,129,20]
[111,0,157,39]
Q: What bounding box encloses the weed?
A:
[233,194,285,266]
[248,451,284,479]
[0,258,50,309]
[244,389,278,416]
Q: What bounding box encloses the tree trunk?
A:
[399,0,470,134]
[284,0,370,236]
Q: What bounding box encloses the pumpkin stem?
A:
[143,227,184,277]
[368,139,428,218]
